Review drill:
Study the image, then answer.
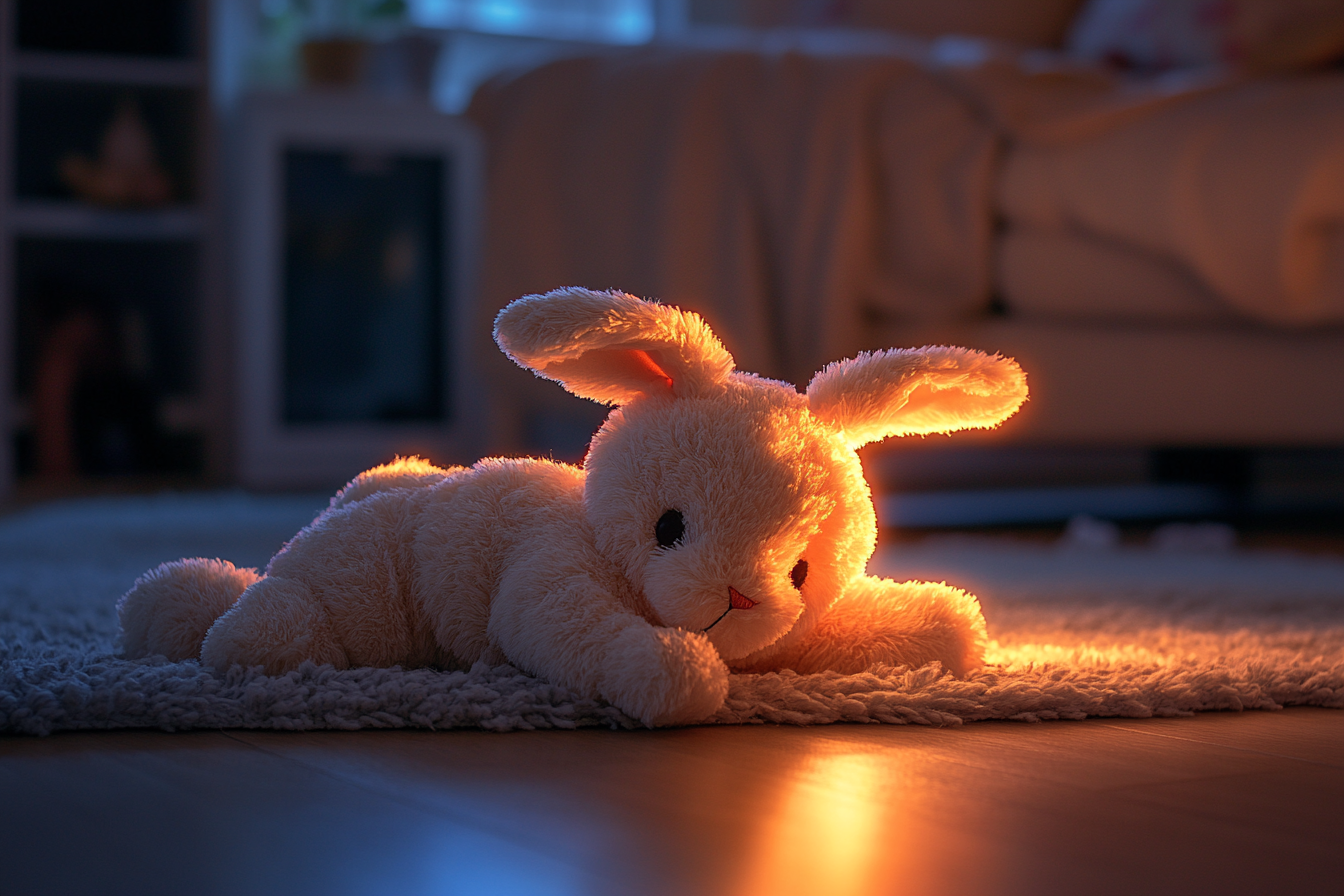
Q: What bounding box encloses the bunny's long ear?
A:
[493,288,736,405]
[807,346,1027,448]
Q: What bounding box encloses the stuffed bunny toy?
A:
[119,288,1027,726]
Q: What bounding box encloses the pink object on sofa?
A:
[1066,0,1344,72]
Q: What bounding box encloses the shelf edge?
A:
[12,51,204,87]
[8,203,204,240]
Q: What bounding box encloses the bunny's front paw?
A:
[602,625,729,727]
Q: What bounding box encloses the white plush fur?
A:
[120,559,260,662]
[808,346,1030,446]
[118,288,1027,726]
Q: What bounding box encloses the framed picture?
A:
[230,93,483,488]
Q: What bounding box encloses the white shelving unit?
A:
[0,0,222,499]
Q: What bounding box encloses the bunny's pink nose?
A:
[728,587,757,610]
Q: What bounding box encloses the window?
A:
[407,0,654,44]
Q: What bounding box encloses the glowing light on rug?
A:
[985,640,1175,668]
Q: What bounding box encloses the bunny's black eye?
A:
[790,559,808,590]
[655,510,685,548]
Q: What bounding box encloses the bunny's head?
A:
[495,289,1027,663]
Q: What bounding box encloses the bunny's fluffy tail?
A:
[118,559,260,661]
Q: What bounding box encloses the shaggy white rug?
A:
[2,494,1341,735]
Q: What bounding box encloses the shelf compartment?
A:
[11,238,202,477]
[14,79,199,204]
[13,237,200,396]
[15,0,196,59]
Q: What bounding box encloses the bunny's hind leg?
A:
[118,559,260,661]
[199,489,423,675]
[200,575,348,674]
[765,578,989,677]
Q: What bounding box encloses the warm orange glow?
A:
[362,455,445,478]
[732,749,889,896]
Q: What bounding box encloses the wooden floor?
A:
[3,708,1343,896]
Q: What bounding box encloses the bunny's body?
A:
[119,289,1027,725]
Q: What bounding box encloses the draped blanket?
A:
[999,73,1344,325]
[468,47,1000,392]
[467,45,1344,416]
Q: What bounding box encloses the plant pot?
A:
[300,37,369,88]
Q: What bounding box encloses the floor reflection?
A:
[733,747,891,896]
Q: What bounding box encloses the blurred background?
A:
[2,0,1343,536]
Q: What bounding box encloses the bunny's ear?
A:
[494,288,735,404]
[807,346,1027,447]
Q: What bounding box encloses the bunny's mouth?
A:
[702,586,757,631]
